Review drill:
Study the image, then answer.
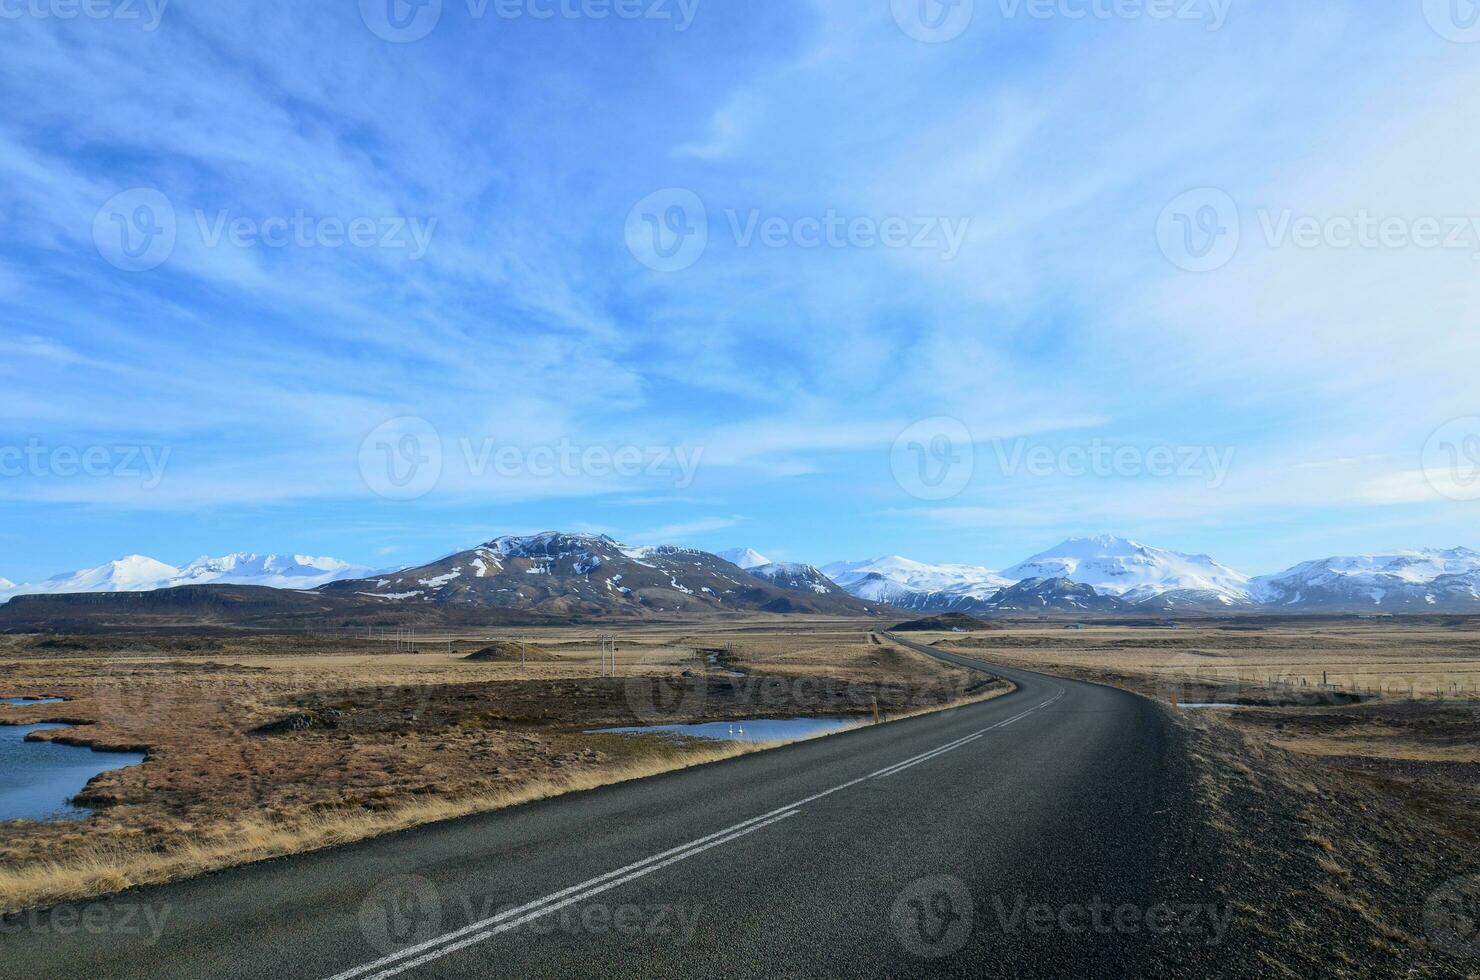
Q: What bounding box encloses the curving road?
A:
[1,635,1227,978]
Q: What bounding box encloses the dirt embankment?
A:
[1183,713,1479,977]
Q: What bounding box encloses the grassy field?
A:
[0,623,1005,911]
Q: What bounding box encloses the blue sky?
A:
[2,0,1478,583]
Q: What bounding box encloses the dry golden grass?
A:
[0,622,1009,912]
[928,623,1480,771]
[0,741,765,913]
[0,683,1013,913]
[926,622,1480,701]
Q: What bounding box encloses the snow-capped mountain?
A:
[980,577,1130,613]
[1251,548,1480,611]
[0,555,182,600]
[9,533,1480,617]
[0,552,374,600]
[322,532,874,617]
[746,562,837,595]
[1000,536,1252,603]
[716,548,771,570]
[171,553,378,589]
[821,556,1012,612]
[822,537,1252,612]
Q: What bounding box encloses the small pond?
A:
[0,723,145,822]
[2,697,65,706]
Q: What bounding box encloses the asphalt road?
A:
[1,636,1227,979]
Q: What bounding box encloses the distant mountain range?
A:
[1248,548,1480,612]
[821,556,1012,611]
[4,534,1479,625]
[816,536,1480,614]
[999,535,1251,604]
[0,553,377,600]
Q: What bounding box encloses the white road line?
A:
[359,811,801,980]
[326,683,1065,980]
[326,811,797,980]
[873,691,1063,780]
